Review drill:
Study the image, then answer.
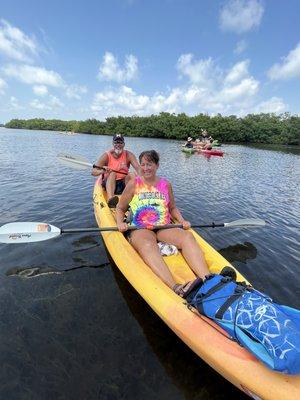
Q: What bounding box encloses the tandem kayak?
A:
[93,178,300,400]
[199,149,224,156]
[181,147,196,154]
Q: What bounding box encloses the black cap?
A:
[113,134,124,143]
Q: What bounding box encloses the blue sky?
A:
[0,0,299,123]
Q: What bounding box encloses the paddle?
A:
[0,219,265,244]
[57,153,128,175]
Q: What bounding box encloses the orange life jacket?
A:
[106,150,129,180]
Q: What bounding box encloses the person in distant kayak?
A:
[202,138,213,150]
[195,130,214,150]
[92,134,141,208]
[183,137,194,148]
[193,138,203,151]
[115,150,210,297]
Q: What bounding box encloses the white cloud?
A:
[224,60,250,85]
[177,54,220,87]
[0,77,7,94]
[33,85,48,96]
[0,19,38,62]
[30,95,64,110]
[219,0,264,34]
[267,43,300,81]
[2,64,64,87]
[234,40,247,54]
[92,85,149,114]
[91,55,265,118]
[219,77,259,102]
[10,96,22,109]
[65,84,87,99]
[30,99,49,110]
[254,97,287,114]
[98,52,138,82]
[49,95,64,108]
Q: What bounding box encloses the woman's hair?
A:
[139,150,159,164]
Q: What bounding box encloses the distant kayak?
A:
[181,147,196,154]
[199,149,224,156]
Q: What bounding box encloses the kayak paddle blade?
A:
[0,222,61,244]
[57,153,92,170]
[224,219,266,228]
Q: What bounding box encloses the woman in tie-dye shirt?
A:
[116,150,210,297]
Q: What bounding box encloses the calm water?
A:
[0,128,299,400]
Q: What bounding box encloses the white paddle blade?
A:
[57,153,92,170]
[224,219,266,228]
[0,222,61,244]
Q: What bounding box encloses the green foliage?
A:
[4,112,300,145]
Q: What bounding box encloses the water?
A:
[0,128,299,399]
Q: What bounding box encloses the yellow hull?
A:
[93,178,300,400]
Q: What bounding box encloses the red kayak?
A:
[199,149,224,156]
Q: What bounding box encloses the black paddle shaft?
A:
[60,223,224,234]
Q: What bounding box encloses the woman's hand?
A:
[117,222,129,232]
[180,219,191,230]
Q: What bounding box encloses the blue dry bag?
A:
[187,274,300,374]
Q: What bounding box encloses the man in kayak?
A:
[183,137,194,148]
[115,149,210,296]
[92,134,141,208]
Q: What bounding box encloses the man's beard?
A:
[114,148,123,156]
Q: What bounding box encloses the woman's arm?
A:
[115,179,135,231]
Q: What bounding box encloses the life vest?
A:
[106,150,129,180]
[187,274,300,374]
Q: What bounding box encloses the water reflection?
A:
[218,242,257,264]
[247,143,300,155]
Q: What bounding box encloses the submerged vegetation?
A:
[5,112,300,145]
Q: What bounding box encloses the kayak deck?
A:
[93,177,300,400]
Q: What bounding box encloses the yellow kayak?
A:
[93,177,300,400]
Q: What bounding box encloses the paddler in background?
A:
[197,129,214,150]
[92,134,141,208]
[183,136,194,148]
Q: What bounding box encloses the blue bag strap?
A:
[215,285,247,319]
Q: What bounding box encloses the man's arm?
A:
[91,153,108,176]
[127,151,141,175]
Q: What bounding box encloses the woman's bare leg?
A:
[129,229,176,288]
[157,228,209,279]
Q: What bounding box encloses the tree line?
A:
[4,112,300,145]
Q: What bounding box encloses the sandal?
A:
[107,195,119,208]
[173,277,203,298]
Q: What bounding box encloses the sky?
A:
[0,0,299,123]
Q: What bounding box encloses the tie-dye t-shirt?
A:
[129,176,171,228]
